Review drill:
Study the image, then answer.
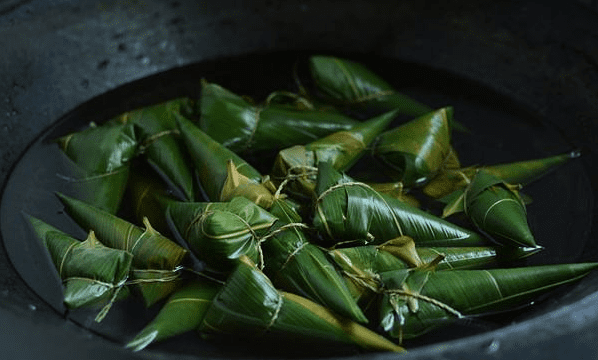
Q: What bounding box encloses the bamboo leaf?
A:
[27,215,133,313]
[126,161,179,235]
[176,114,266,202]
[126,279,221,351]
[377,236,422,268]
[263,199,368,323]
[365,182,420,208]
[199,256,404,352]
[56,193,188,306]
[463,170,537,248]
[56,118,138,213]
[308,55,431,117]
[423,151,580,200]
[166,197,277,272]
[122,98,197,201]
[313,161,488,247]
[378,262,598,340]
[198,80,359,153]
[373,107,455,187]
[440,189,466,218]
[483,150,581,185]
[221,159,275,209]
[271,109,397,199]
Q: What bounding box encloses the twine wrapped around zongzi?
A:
[313,161,488,248]
[440,170,538,248]
[56,192,189,306]
[271,109,397,199]
[262,198,368,324]
[198,256,404,352]
[329,240,541,307]
[377,262,598,342]
[27,215,133,321]
[166,197,278,272]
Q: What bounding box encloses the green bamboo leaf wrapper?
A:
[121,98,196,201]
[126,162,177,235]
[176,114,274,206]
[27,215,132,311]
[199,257,404,352]
[126,279,221,351]
[461,170,537,248]
[365,182,420,208]
[379,262,598,340]
[313,161,488,247]
[309,55,431,117]
[166,197,277,272]
[56,192,188,306]
[423,151,580,200]
[373,107,456,187]
[263,199,367,323]
[198,80,359,153]
[330,243,541,305]
[332,243,541,274]
[56,118,138,214]
[271,109,397,198]
[480,150,581,185]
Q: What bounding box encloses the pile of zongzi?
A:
[26,54,593,355]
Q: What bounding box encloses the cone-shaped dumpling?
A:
[121,98,196,201]
[263,199,367,323]
[176,114,275,207]
[440,170,538,248]
[372,107,456,187]
[166,197,277,272]
[378,262,598,340]
[56,192,188,306]
[271,109,397,198]
[313,161,488,247]
[27,215,132,314]
[308,55,431,117]
[126,279,221,351]
[198,80,359,153]
[423,151,580,200]
[330,242,541,305]
[331,243,541,274]
[465,171,536,247]
[199,256,404,352]
[56,118,138,214]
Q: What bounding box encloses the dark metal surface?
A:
[1,0,598,359]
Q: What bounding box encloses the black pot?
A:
[1,0,598,359]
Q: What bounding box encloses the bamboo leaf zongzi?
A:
[199,256,404,352]
[378,262,598,341]
[309,55,431,117]
[56,192,188,306]
[56,118,138,214]
[27,215,132,318]
[198,80,360,153]
[313,161,488,247]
